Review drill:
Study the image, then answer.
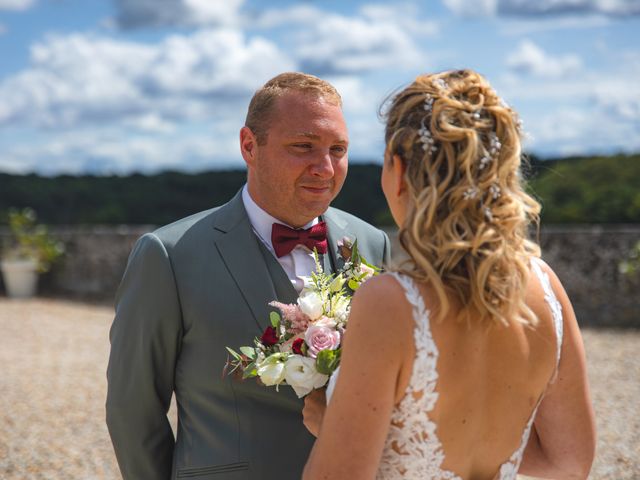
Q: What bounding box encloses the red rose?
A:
[260,326,279,347]
[292,338,305,355]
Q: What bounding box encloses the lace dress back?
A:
[326,259,563,479]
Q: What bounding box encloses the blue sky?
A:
[0,0,639,175]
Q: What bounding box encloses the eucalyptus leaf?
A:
[225,347,242,361]
[269,311,281,328]
[240,346,256,359]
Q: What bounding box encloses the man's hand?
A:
[302,388,327,437]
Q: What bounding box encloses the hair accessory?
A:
[418,123,438,153]
[489,132,502,155]
[434,78,448,90]
[480,132,502,170]
[489,184,501,199]
[463,187,479,200]
[424,95,435,114]
[483,206,494,222]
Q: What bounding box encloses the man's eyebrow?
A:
[288,132,348,144]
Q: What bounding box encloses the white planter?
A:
[1,258,39,298]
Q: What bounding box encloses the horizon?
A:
[1,0,639,175]
[1,151,637,178]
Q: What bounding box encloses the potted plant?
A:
[0,208,64,298]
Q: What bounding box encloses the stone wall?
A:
[1,225,639,327]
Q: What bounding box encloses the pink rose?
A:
[304,325,340,359]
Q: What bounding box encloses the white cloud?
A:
[499,14,611,35]
[0,30,295,128]
[254,4,433,75]
[506,40,582,77]
[0,0,34,11]
[495,57,640,156]
[0,125,244,175]
[527,106,640,156]
[443,0,498,17]
[444,0,640,16]
[113,0,245,29]
[294,12,425,74]
[252,4,321,29]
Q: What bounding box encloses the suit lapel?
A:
[213,191,280,331]
[213,196,354,331]
[257,241,299,305]
[322,208,350,274]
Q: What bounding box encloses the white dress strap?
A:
[531,258,564,366]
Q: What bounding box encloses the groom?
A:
[106,72,390,479]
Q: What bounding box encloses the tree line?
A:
[0,153,638,227]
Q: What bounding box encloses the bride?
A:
[302,69,596,479]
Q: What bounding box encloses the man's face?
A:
[242,92,349,228]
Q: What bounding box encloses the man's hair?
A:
[245,72,342,145]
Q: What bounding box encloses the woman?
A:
[302,70,596,479]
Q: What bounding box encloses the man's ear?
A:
[392,154,407,196]
[240,126,258,167]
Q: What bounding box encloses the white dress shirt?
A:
[242,185,321,293]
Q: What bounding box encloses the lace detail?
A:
[499,259,564,478]
[531,259,564,363]
[326,263,564,479]
[375,272,461,479]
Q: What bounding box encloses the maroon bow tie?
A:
[271,221,328,258]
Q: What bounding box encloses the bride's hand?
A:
[302,388,327,437]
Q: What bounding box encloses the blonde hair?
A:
[383,69,541,326]
[245,72,342,145]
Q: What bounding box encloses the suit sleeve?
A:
[381,229,392,268]
[106,233,182,480]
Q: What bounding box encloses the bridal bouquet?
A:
[225,239,378,397]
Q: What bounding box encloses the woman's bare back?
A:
[383,260,562,479]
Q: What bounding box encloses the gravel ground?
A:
[0,298,638,479]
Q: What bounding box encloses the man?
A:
[106,72,390,479]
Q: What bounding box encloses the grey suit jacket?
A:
[106,189,391,480]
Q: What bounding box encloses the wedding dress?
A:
[326,259,563,479]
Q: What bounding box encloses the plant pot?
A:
[0,258,39,298]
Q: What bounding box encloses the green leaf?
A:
[350,238,360,264]
[240,346,256,359]
[225,347,242,361]
[269,311,281,328]
[242,362,258,379]
[329,274,346,293]
[348,279,360,291]
[316,349,342,375]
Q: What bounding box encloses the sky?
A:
[0,0,639,176]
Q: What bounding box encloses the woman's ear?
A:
[392,154,407,196]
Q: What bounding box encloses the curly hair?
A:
[382,69,541,326]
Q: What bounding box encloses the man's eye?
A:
[292,143,312,149]
[331,146,347,154]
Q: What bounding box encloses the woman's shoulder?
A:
[351,272,411,311]
[347,272,416,333]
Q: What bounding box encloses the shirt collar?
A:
[241,184,319,252]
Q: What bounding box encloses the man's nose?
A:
[309,150,335,178]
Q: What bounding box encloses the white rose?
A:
[284,355,328,398]
[297,291,323,320]
[257,361,286,386]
